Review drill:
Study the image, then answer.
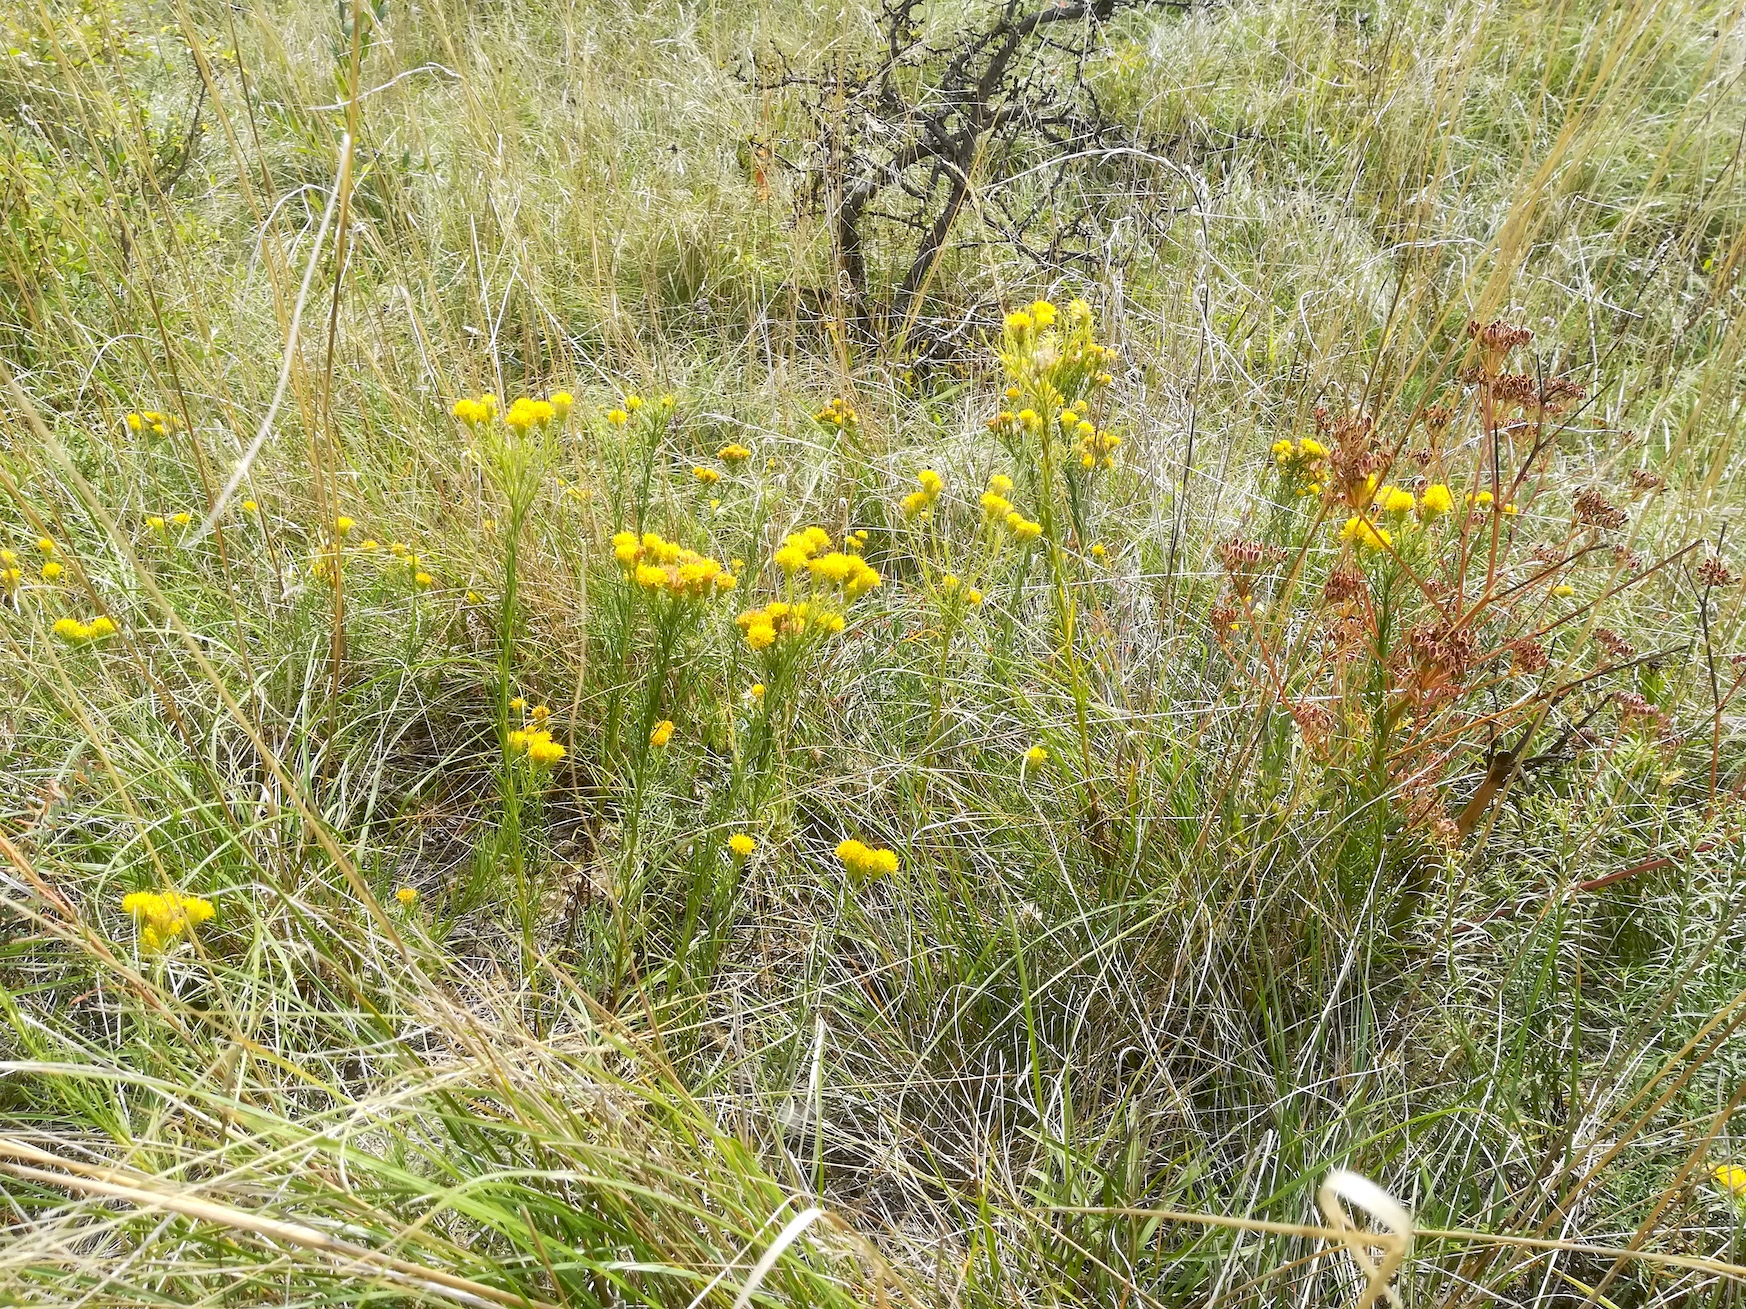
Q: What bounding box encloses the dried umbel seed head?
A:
[1593,627,1636,661]
[1313,407,1375,448]
[1394,620,1478,708]
[1323,567,1367,606]
[1466,317,1534,361]
[1319,609,1370,655]
[1217,537,1265,570]
[1508,638,1550,674]
[1422,405,1454,438]
[1209,603,1242,636]
[1539,377,1586,414]
[1530,544,1568,566]
[1485,373,1584,414]
[1491,373,1537,408]
[1615,691,1660,725]
[1574,488,1628,531]
[1324,441,1388,510]
[1290,700,1335,742]
[1406,446,1433,468]
[1407,619,1478,680]
[1696,556,1737,588]
[1627,469,1666,494]
[1612,545,1645,573]
[1217,537,1268,596]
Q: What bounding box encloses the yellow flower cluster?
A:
[451,394,499,425]
[508,726,567,766]
[744,535,878,646]
[1005,298,1059,333]
[770,526,825,570]
[979,472,1016,519]
[505,397,557,430]
[903,469,944,517]
[125,410,179,438]
[770,527,882,595]
[53,615,117,643]
[122,889,214,951]
[806,550,883,596]
[0,549,19,595]
[649,719,675,747]
[1271,437,1328,497]
[729,833,757,857]
[1713,1164,1746,1197]
[1074,420,1120,470]
[693,465,721,485]
[1340,516,1393,552]
[1420,483,1454,518]
[836,838,898,881]
[737,599,842,648]
[1377,486,1416,516]
[999,298,1117,394]
[612,531,737,598]
[814,397,858,430]
[453,391,568,430]
[717,443,752,463]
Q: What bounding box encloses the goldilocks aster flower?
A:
[1419,483,1453,518]
[53,615,117,643]
[508,727,567,766]
[902,470,943,517]
[504,397,556,430]
[612,531,737,598]
[836,838,898,881]
[122,889,214,951]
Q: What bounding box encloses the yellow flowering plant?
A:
[970,298,1122,784]
[599,524,744,894]
[448,389,576,951]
